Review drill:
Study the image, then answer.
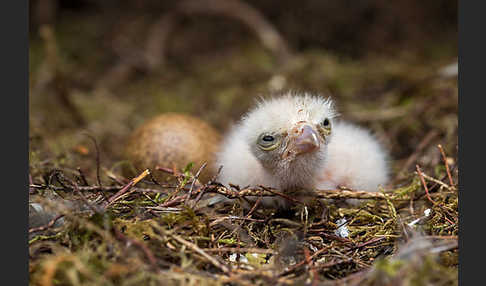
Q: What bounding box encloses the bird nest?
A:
[29,152,458,286]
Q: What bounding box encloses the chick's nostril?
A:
[287,125,320,156]
[301,125,319,142]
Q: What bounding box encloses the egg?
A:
[124,113,221,183]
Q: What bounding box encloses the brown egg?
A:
[124,113,221,183]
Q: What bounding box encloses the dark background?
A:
[28,0,457,197]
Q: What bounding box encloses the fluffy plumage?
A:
[215,92,389,207]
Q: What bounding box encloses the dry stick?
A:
[312,258,354,271]
[304,248,319,286]
[113,228,159,271]
[202,247,275,254]
[409,191,415,216]
[85,134,110,203]
[415,165,437,206]
[53,170,100,213]
[148,171,163,187]
[438,144,455,186]
[428,164,458,192]
[155,166,187,201]
[104,168,128,185]
[30,184,127,192]
[209,216,265,227]
[245,196,262,218]
[332,268,369,286]
[351,237,386,250]
[104,169,150,209]
[29,174,34,194]
[185,162,207,204]
[420,172,454,191]
[278,246,332,277]
[443,215,456,226]
[86,134,102,188]
[52,170,71,190]
[180,185,398,209]
[416,165,457,225]
[209,166,224,184]
[77,167,89,186]
[316,189,388,200]
[28,214,65,234]
[426,235,458,240]
[72,182,101,214]
[191,186,206,209]
[169,233,231,274]
[161,195,188,207]
[259,185,305,205]
[156,166,179,175]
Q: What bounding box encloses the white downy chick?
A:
[215,92,389,208]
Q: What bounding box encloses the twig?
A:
[51,170,100,213]
[351,237,386,250]
[209,216,265,227]
[30,184,123,192]
[245,196,262,218]
[416,165,457,225]
[304,248,319,286]
[85,134,103,188]
[29,174,34,194]
[420,171,454,191]
[104,169,150,209]
[148,171,163,187]
[313,258,354,271]
[438,144,454,186]
[84,134,110,203]
[185,162,207,204]
[77,167,89,186]
[169,233,231,274]
[72,182,101,214]
[28,214,64,234]
[315,189,388,200]
[426,235,458,240]
[104,168,128,185]
[428,164,458,192]
[191,186,206,209]
[113,227,159,270]
[259,186,304,205]
[156,166,181,176]
[202,247,275,254]
[415,165,437,206]
[278,246,331,277]
[161,195,188,208]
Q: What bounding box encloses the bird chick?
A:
[215,92,389,208]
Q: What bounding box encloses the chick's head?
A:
[239,93,337,189]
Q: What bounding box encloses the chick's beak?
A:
[282,124,320,159]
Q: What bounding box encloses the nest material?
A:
[29,154,458,286]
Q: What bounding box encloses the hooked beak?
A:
[282,124,320,159]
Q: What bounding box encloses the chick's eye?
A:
[258,134,280,151]
[262,135,275,142]
[322,118,330,127]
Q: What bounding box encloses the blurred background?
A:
[28,0,457,182]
